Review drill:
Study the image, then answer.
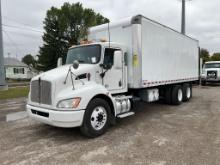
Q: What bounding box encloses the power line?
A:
[2,23,43,33]
[3,16,43,32]
[3,29,43,40]
[3,30,43,59]
[3,30,23,56]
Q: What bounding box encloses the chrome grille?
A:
[31,80,40,103]
[31,79,52,105]
[207,71,217,79]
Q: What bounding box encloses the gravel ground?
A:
[0,85,220,165]
[0,97,26,122]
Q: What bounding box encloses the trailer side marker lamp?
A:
[133,54,139,67]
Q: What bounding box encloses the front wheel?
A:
[80,98,111,138]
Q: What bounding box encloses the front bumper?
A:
[201,77,220,82]
[26,104,85,128]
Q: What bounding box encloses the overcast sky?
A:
[2,0,220,59]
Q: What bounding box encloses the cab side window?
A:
[103,48,119,66]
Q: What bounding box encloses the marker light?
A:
[100,38,107,42]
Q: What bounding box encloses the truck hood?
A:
[32,64,96,82]
[29,64,99,108]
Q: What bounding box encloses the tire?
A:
[171,85,183,105]
[80,98,111,138]
[182,83,192,102]
[201,80,206,86]
[165,86,172,104]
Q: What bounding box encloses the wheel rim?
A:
[90,106,107,131]
[186,87,191,99]
[178,89,183,102]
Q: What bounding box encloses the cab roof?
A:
[69,42,125,50]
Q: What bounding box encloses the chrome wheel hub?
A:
[178,89,183,102]
[90,106,107,131]
[186,87,191,99]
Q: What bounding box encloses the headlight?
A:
[57,98,81,109]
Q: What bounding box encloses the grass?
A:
[6,79,30,83]
[0,87,29,100]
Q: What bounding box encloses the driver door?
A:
[103,48,123,92]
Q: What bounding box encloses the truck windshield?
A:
[204,63,220,68]
[66,45,101,64]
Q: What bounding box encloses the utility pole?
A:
[181,0,191,35]
[181,0,186,34]
[0,0,7,90]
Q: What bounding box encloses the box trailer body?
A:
[88,15,199,89]
[26,15,199,137]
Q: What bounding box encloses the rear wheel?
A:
[165,86,172,104]
[182,83,192,102]
[80,98,111,138]
[171,85,183,105]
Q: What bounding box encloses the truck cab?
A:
[27,15,199,137]
[201,61,220,86]
[27,42,132,137]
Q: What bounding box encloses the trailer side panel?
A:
[141,18,199,87]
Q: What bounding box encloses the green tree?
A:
[22,54,36,68]
[37,2,109,71]
[211,53,220,61]
[200,48,210,63]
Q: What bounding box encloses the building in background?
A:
[4,57,37,80]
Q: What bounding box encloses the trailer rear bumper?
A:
[26,104,85,128]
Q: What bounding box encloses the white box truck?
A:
[27,15,199,137]
[201,61,220,85]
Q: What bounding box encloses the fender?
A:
[55,82,116,114]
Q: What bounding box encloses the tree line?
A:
[22,2,108,71]
[200,48,220,64]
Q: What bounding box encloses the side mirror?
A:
[57,57,62,67]
[73,60,79,69]
[114,51,123,69]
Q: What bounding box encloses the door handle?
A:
[119,80,122,87]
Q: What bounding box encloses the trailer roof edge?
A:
[131,14,198,43]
